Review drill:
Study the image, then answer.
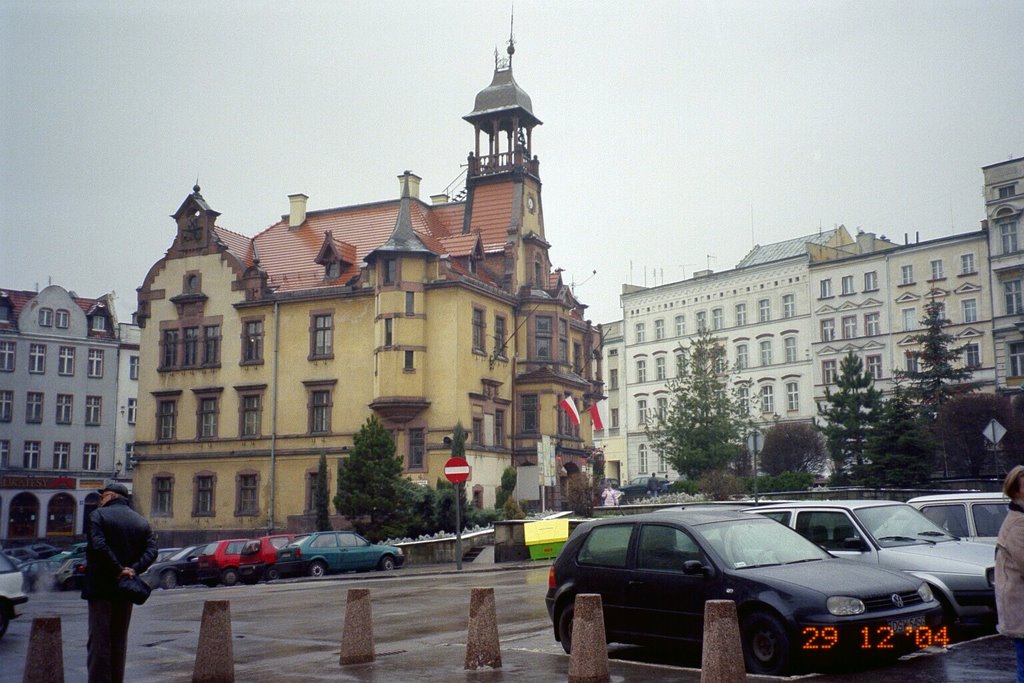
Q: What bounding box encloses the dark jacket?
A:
[81,497,157,601]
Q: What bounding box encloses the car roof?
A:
[751,500,910,511]
[585,508,756,527]
[908,492,1009,503]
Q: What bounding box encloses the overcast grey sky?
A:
[2,1,1022,326]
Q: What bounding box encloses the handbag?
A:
[117,574,152,605]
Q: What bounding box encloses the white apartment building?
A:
[809,230,993,398]
[618,228,852,481]
[984,156,1024,391]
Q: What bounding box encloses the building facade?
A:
[132,47,603,543]
[984,157,1024,392]
[0,285,136,541]
[617,228,854,481]
[808,229,994,399]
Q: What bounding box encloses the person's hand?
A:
[119,567,135,579]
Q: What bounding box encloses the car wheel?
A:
[742,611,791,676]
[556,603,575,655]
[308,560,327,578]
[265,566,280,581]
[160,570,178,590]
[61,578,76,592]
[221,568,239,587]
[377,555,396,571]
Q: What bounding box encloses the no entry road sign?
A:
[444,457,470,484]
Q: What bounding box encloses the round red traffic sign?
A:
[444,457,470,484]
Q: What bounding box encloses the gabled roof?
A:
[736,228,842,268]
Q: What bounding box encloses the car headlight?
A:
[918,583,935,603]
[827,596,866,616]
[396,547,403,555]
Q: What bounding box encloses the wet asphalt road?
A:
[0,562,1016,682]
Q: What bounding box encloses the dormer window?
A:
[39,308,54,327]
[91,316,107,332]
[326,261,341,279]
[0,305,8,322]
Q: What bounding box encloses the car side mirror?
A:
[682,560,710,577]
[841,537,868,551]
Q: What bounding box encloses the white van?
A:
[908,492,1009,544]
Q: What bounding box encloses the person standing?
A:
[995,464,1024,683]
[82,482,157,683]
[646,473,660,497]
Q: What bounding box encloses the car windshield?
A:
[289,535,311,547]
[854,504,956,546]
[697,517,830,569]
[169,546,196,562]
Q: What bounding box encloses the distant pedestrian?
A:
[647,473,659,497]
[995,464,1024,683]
[601,484,621,507]
[82,483,157,683]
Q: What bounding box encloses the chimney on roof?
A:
[399,171,421,200]
[430,193,449,205]
[693,269,713,279]
[856,231,877,253]
[288,193,308,228]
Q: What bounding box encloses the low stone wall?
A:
[395,529,494,565]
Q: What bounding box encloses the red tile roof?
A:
[233,191,509,293]
[0,287,113,333]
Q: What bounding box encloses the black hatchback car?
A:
[546,510,945,676]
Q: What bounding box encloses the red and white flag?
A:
[589,402,604,431]
[559,397,580,426]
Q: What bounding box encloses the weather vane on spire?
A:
[495,6,516,70]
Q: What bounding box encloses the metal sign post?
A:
[444,457,470,571]
[747,429,763,503]
[983,418,1006,476]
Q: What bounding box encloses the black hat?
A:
[100,482,130,497]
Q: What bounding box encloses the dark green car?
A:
[274,531,405,578]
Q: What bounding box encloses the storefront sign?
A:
[0,475,77,490]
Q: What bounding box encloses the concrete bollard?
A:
[22,616,64,683]
[340,588,375,665]
[464,587,501,670]
[700,599,746,683]
[567,593,610,683]
[192,600,235,683]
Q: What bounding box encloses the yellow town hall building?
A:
[132,47,603,541]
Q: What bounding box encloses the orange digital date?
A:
[800,625,949,651]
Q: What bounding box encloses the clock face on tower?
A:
[527,195,536,213]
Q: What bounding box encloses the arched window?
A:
[46,493,76,536]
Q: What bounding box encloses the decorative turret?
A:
[463,35,542,179]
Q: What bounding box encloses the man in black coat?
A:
[81,482,157,683]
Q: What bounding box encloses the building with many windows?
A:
[618,227,854,481]
[0,285,137,541]
[132,46,602,542]
[984,157,1024,391]
[808,229,994,399]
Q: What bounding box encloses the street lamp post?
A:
[747,429,763,503]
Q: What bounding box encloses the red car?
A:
[195,539,250,587]
[238,534,294,584]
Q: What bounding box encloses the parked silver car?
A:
[748,500,996,629]
[908,492,1009,544]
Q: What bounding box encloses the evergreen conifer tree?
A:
[646,326,749,479]
[817,352,883,483]
[861,384,936,487]
[333,415,408,541]
[897,299,974,420]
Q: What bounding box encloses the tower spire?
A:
[507,5,515,66]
